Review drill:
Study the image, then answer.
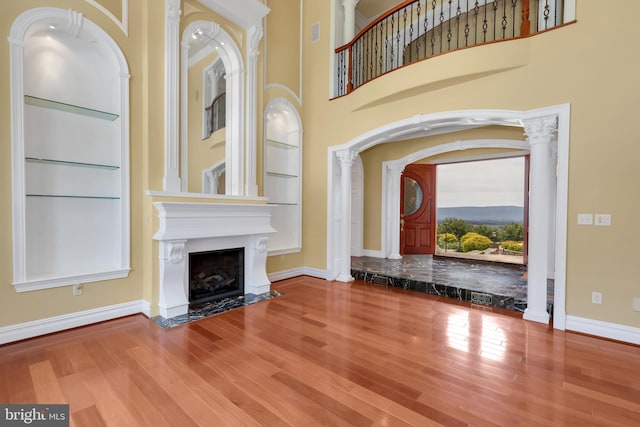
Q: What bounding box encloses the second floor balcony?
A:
[334,0,574,99]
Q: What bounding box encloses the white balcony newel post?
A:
[336,149,358,282]
[523,116,557,324]
[387,163,404,259]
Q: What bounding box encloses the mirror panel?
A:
[180,20,244,196]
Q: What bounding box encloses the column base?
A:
[336,274,354,283]
[523,308,551,324]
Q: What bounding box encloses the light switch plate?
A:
[577,214,593,225]
[594,214,612,226]
[633,297,640,312]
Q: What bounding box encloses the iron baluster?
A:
[464,0,470,46]
[483,0,488,43]
[447,0,453,52]
[431,1,436,56]
[456,0,462,49]
[416,2,421,60]
[474,1,480,45]
[512,0,517,37]
[493,0,499,41]
[543,0,551,29]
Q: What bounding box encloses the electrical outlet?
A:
[633,297,640,312]
[592,292,602,304]
[72,283,83,296]
[594,214,612,227]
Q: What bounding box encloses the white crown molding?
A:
[566,316,640,345]
[85,0,128,36]
[0,300,146,345]
[196,0,270,30]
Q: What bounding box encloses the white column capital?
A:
[167,0,181,21]
[523,116,557,146]
[342,0,360,8]
[336,149,358,168]
[387,162,405,176]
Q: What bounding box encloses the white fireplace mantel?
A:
[153,202,275,318]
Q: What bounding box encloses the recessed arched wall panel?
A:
[10,7,131,291]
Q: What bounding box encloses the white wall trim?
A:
[566,316,640,346]
[268,267,305,282]
[0,300,146,345]
[268,267,329,282]
[304,267,330,280]
[362,249,384,258]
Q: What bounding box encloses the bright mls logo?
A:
[1,405,69,426]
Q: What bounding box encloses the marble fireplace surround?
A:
[153,202,275,318]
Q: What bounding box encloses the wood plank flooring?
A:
[1,276,639,426]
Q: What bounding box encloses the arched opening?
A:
[327,106,569,329]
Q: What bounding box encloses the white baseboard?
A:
[566,315,640,345]
[268,266,330,283]
[0,300,146,345]
[141,300,151,318]
[362,249,384,258]
[303,266,330,280]
[268,267,305,282]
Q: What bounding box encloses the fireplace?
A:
[189,248,244,306]
[152,202,275,319]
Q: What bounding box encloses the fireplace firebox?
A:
[189,248,244,306]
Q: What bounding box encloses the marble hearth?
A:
[153,202,275,318]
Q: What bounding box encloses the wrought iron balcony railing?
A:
[334,0,567,98]
[205,92,226,137]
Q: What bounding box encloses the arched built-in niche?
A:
[9,7,131,291]
[181,20,244,195]
[264,98,303,254]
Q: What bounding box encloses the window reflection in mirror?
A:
[185,31,226,194]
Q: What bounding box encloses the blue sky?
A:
[436,157,525,208]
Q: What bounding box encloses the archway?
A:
[327,106,569,329]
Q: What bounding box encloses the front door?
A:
[400,164,436,254]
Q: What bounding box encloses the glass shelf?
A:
[266,171,298,178]
[271,202,299,206]
[26,157,120,170]
[24,95,119,121]
[26,194,120,200]
[266,139,298,150]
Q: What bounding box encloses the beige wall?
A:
[300,2,640,328]
[0,0,152,327]
[2,1,639,336]
[263,0,305,273]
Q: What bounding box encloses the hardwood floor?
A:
[1,276,639,426]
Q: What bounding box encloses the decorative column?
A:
[523,116,557,324]
[342,0,360,42]
[336,149,358,282]
[164,0,181,192]
[387,163,404,259]
[245,25,263,197]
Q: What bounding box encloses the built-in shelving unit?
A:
[264,101,302,255]
[24,95,119,121]
[10,10,130,292]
